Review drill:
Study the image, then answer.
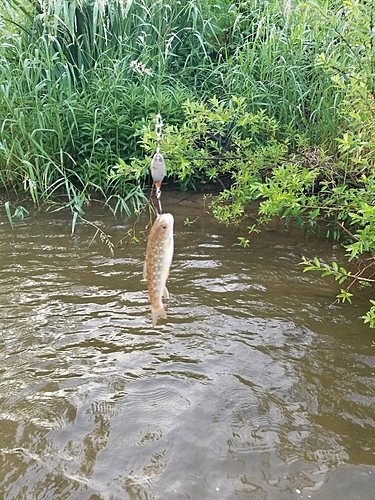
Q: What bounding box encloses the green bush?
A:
[0,0,343,212]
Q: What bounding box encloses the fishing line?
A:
[150,113,165,215]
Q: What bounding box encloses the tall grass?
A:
[187,0,342,142]
[0,0,353,216]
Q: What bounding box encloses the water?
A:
[0,192,374,500]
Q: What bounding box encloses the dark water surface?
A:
[0,192,374,500]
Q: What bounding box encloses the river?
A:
[0,191,374,499]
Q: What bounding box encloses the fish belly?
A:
[147,238,172,325]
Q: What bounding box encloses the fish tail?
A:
[151,305,167,326]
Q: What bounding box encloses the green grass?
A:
[0,0,369,212]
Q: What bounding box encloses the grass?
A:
[0,0,367,215]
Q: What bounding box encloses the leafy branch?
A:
[302,256,375,324]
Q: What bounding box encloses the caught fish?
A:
[143,213,174,326]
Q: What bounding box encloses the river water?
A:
[0,191,374,500]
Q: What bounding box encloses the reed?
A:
[0,0,363,215]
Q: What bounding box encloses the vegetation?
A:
[1,0,375,325]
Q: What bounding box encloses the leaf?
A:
[336,289,353,304]
[303,266,316,272]
[4,201,14,229]
[71,211,79,234]
[310,208,320,218]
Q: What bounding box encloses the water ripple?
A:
[1,207,375,499]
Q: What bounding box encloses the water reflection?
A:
[0,196,374,499]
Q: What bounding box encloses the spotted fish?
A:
[143,213,174,326]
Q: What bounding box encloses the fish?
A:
[143,213,174,326]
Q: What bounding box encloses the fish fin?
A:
[142,260,147,279]
[162,286,169,299]
[151,305,167,326]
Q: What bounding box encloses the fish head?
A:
[152,213,174,240]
